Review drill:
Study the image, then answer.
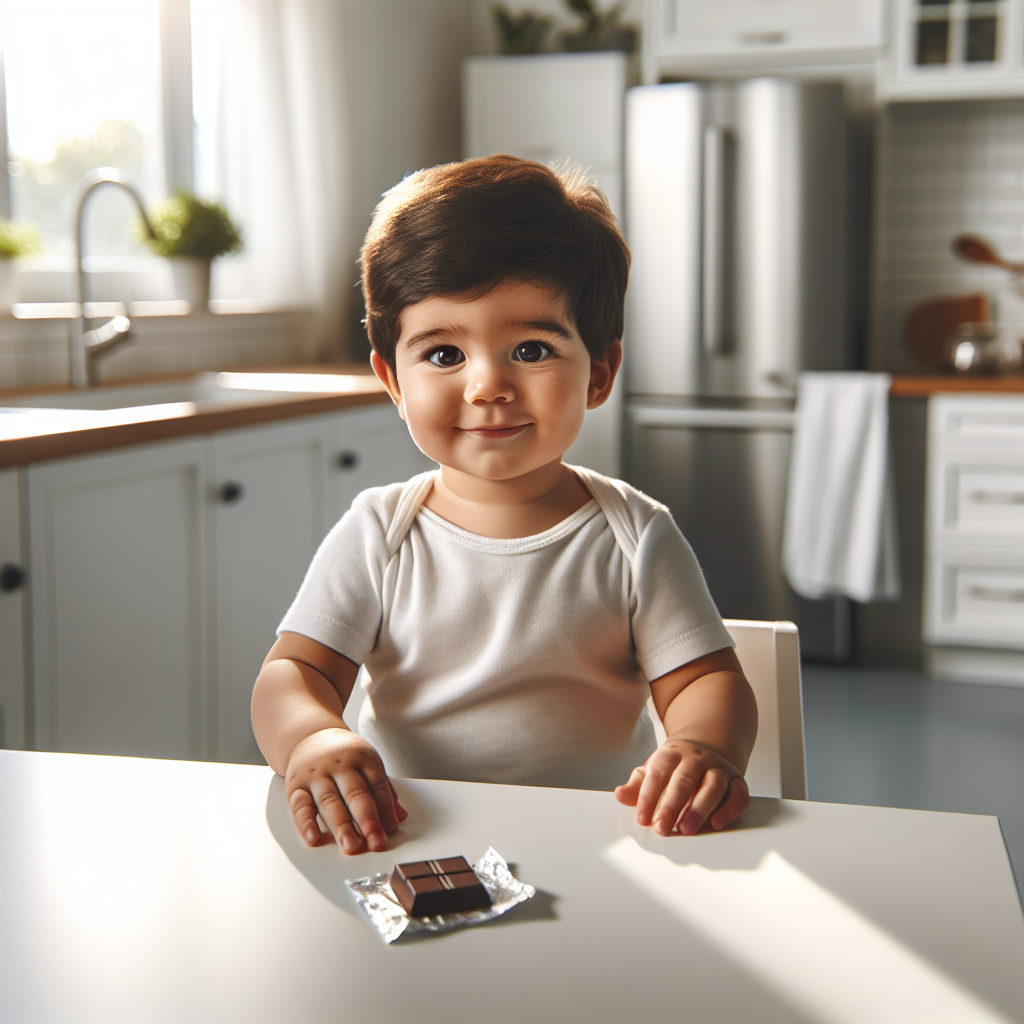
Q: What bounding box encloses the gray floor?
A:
[802,665,1024,904]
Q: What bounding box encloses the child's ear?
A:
[587,340,622,410]
[370,351,406,420]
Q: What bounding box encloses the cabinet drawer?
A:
[929,395,1024,448]
[652,0,882,59]
[928,449,1024,542]
[924,551,1024,648]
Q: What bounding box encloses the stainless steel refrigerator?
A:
[622,79,850,660]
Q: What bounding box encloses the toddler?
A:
[251,155,758,854]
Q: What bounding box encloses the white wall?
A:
[871,99,1024,373]
[339,0,475,358]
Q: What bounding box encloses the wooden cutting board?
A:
[903,293,989,369]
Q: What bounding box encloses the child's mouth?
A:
[463,424,529,439]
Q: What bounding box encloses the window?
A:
[3,1,165,260]
[0,0,231,302]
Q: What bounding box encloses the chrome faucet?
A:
[70,167,156,388]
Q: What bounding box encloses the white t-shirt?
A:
[278,469,734,791]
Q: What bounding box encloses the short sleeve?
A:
[630,510,735,682]
[276,498,390,665]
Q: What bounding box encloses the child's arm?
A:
[251,631,406,854]
[614,648,758,836]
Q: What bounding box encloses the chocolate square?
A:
[390,855,493,916]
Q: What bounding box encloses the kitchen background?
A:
[0,0,1022,896]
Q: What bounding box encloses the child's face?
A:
[372,279,619,484]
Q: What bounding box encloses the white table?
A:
[0,750,1022,1024]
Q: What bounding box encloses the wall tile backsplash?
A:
[873,99,1024,373]
[0,310,317,391]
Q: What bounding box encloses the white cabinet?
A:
[27,440,210,759]
[0,469,27,749]
[880,0,1024,100]
[18,403,432,762]
[211,404,432,764]
[210,418,334,764]
[923,394,1024,685]
[643,0,883,81]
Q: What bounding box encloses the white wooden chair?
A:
[648,619,808,800]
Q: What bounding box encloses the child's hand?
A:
[614,737,749,836]
[285,727,408,854]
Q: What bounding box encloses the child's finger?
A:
[709,777,751,831]
[307,774,367,854]
[389,780,409,822]
[634,752,685,826]
[613,765,646,806]
[649,761,704,834]
[287,785,326,846]
[335,768,389,853]
[676,768,732,835]
[361,766,402,835]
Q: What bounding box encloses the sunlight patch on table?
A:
[603,836,1006,1024]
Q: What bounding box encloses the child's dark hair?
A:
[359,154,630,366]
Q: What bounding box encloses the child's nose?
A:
[464,358,515,404]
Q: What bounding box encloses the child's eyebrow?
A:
[403,326,456,351]
[519,319,574,340]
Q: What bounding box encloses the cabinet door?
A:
[209,417,334,764]
[0,469,26,749]
[327,404,435,525]
[881,0,1024,100]
[27,440,208,759]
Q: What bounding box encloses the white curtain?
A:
[211,0,353,356]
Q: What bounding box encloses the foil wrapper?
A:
[345,846,534,944]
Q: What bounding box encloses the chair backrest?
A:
[647,619,807,800]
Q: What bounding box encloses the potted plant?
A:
[560,0,636,53]
[0,221,42,314]
[491,0,637,55]
[492,5,554,54]
[142,192,243,311]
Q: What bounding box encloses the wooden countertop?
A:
[891,375,1024,397]
[0,366,390,468]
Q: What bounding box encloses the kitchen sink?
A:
[1,371,380,413]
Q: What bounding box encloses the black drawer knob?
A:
[337,450,360,470]
[0,563,26,592]
[218,481,245,505]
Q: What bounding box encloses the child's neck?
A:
[423,461,593,539]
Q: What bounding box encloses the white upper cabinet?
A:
[880,0,1024,99]
[644,0,884,80]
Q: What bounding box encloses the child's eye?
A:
[512,341,552,363]
[427,346,465,367]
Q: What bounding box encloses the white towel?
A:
[783,372,901,603]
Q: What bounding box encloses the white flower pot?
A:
[170,258,212,311]
[0,259,17,314]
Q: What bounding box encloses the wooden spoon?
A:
[952,233,1024,274]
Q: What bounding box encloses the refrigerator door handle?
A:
[702,123,729,357]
